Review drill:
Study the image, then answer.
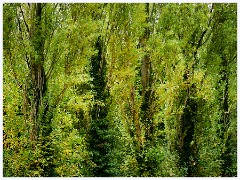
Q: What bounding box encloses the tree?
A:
[205,3,237,176]
[3,3,237,177]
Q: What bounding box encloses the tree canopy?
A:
[3,3,237,177]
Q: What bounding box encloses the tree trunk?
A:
[28,3,47,146]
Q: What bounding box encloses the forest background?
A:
[2,2,237,177]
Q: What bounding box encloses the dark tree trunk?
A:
[136,3,156,176]
[27,3,56,176]
[29,3,46,143]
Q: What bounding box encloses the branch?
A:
[8,51,22,89]
[41,3,46,10]
[46,52,58,81]
[19,4,30,33]
[150,3,156,34]
[44,4,60,60]
[193,5,215,59]
[15,6,30,69]
[196,29,207,50]
[44,26,56,61]
[198,4,215,47]
[53,3,58,10]
[232,54,237,61]
[54,84,68,107]
[199,28,212,47]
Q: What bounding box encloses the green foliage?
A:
[3,3,236,177]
